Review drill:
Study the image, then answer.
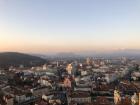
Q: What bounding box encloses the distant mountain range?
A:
[34,49,140,59]
[0,52,46,68]
[75,49,140,58]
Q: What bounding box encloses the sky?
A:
[0,0,140,54]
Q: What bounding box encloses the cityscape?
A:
[1,0,140,105]
[0,53,140,105]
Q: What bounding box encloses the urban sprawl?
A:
[0,57,140,105]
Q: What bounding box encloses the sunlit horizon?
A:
[1,0,140,54]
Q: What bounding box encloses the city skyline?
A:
[1,0,140,53]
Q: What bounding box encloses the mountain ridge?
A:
[0,52,46,69]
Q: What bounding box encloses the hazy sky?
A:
[0,0,140,53]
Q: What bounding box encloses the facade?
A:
[68,91,91,104]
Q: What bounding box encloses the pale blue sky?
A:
[0,0,140,53]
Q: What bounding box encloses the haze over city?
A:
[1,1,140,105]
[1,0,140,54]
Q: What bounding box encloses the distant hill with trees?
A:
[0,52,46,69]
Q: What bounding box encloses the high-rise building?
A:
[86,57,91,65]
[66,64,73,75]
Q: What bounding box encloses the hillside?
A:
[0,52,46,68]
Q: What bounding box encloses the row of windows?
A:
[70,98,91,103]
